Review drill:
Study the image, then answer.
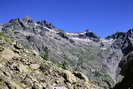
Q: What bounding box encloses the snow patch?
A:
[66,32,79,36]
[43,27,57,33]
[71,37,92,42]
[100,38,114,44]
[34,23,39,26]
[100,47,107,50]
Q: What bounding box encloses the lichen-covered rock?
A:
[14,41,23,49]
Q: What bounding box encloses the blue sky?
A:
[0,0,133,37]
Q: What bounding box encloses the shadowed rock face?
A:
[1,17,133,89]
[113,52,133,89]
[106,29,133,89]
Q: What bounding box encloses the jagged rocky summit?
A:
[0,17,133,89]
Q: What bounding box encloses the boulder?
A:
[63,70,77,83]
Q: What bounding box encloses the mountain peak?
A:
[106,32,126,39]
[22,16,33,23]
[36,20,55,29]
[127,28,133,37]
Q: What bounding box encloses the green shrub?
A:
[0,32,14,44]
[61,60,68,70]
[41,47,49,61]
[58,61,68,70]
[58,56,70,70]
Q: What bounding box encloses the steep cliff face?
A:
[0,17,133,89]
[106,29,133,89]
[0,32,103,89]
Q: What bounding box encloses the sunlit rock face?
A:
[1,17,133,89]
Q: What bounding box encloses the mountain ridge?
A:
[0,17,133,89]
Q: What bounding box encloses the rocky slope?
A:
[0,17,133,89]
[0,32,102,89]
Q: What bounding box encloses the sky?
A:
[0,0,133,37]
